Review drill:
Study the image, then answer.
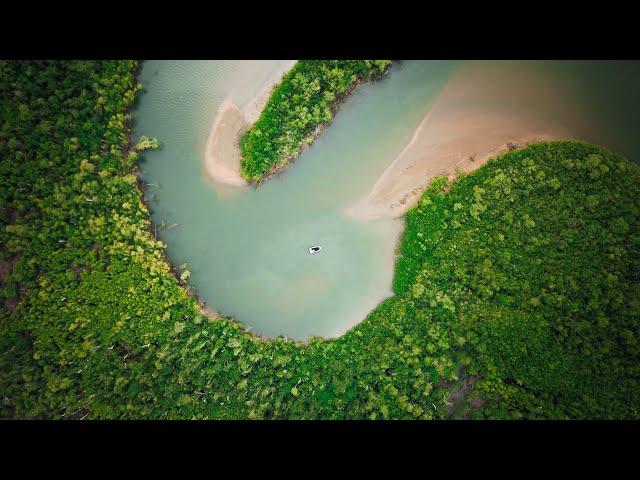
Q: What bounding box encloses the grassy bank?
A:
[239,60,392,183]
[1,61,638,419]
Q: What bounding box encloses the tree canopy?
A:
[1,61,638,419]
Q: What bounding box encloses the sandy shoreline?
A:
[203,61,295,187]
[203,100,249,186]
[242,61,295,124]
[347,61,577,220]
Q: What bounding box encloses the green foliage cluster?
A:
[1,61,638,419]
[395,142,640,418]
[239,60,391,182]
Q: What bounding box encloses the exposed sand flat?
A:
[203,100,250,186]
[347,61,577,220]
[203,61,296,187]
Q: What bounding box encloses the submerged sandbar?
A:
[347,61,577,220]
[203,61,295,187]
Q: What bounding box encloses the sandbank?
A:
[347,61,577,220]
[203,61,295,187]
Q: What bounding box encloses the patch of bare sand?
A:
[203,100,249,187]
[347,61,578,220]
[203,61,295,187]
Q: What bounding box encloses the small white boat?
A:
[308,246,322,254]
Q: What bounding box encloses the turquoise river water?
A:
[134,60,640,340]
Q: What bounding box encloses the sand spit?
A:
[203,61,296,187]
[347,61,577,220]
[203,100,250,186]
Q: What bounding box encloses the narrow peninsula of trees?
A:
[1,61,638,419]
[240,60,392,183]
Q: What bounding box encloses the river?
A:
[134,60,640,340]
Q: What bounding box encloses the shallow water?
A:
[134,60,640,340]
[134,60,460,339]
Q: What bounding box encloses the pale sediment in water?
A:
[203,61,295,186]
[242,61,295,124]
[346,61,577,220]
[326,217,404,338]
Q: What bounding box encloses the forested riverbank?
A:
[1,61,638,419]
[239,60,392,183]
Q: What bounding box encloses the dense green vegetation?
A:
[1,61,638,419]
[239,60,391,183]
[393,143,640,418]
